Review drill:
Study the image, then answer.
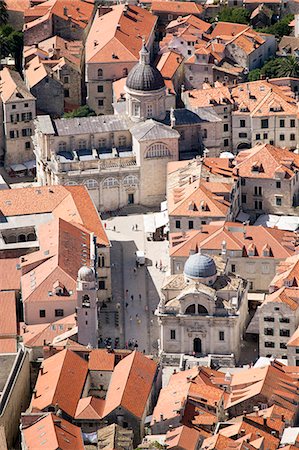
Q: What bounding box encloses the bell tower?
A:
[76,266,98,348]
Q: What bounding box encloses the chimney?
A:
[240,429,246,436]
[281,414,285,422]
[160,414,164,421]
[63,6,68,16]
[33,389,37,399]
[263,417,267,426]
[54,419,61,427]
[206,176,210,182]
[40,366,44,375]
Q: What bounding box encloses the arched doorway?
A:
[237,142,251,151]
[193,338,202,354]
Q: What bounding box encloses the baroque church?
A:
[33,44,204,212]
[156,251,249,361]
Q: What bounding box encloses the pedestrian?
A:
[145,304,148,312]
[132,225,134,231]
[129,316,132,323]
[131,294,134,301]
[136,313,139,318]
[143,349,145,354]
[159,259,162,270]
[152,310,155,315]
[135,224,138,230]
[155,261,158,268]
[133,267,137,274]
[125,302,128,308]
[113,225,116,232]
[125,289,128,299]
[134,342,138,349]
[128,339,132,348]
[137,319,141,325]
[125,341,128,349]
[139,294,141,301]
[104,222,107,229]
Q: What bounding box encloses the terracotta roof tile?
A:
[86,5,156,64]
[0,291,17,340]
[166,14,210,33]
[210,22,249,39]
[103,351,157,419]
[157,50,183,80]
[0,258,21,291]
[164,425,201,449]
[151,1,203,15]
[21,314,76,347]
[23,413,84,449]
[88,349,116,371]
[30,349,88,417]
[0,67,35,103]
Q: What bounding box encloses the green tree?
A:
[63,105,96,118]
[260,57,282,78]
[277,55,299,77]
[258,14,293,38]
[0,24,23,71]
[0,1,8,26]
[248,68,261,81]
[218,7,250,24]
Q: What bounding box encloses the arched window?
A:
[145,143,171,159]
[82,294,90,308]
[103,177,119,188]
[64,181,78,186]
[27,233,36,241]
[147,104,153,117]
[78,140,87,150]
[198,305,208,315]
[133,103,140,117]
[119,135,127,147]
[123,175,138,186]
[123,68,128,77]
[185,304,196,314]
[84,179,98,189]
[6,235,16,243]
[18,234,26,242]
[58,142,67,152]
[98,68,103,78]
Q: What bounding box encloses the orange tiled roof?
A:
[0,67,35,103]
[21,314,76,347]
[262,287,299,311]
[0,185,109,246]
[75,396,105,420]
[157,50,183,79]
[36,36,83,67]
[166,14,210,33]
[30,349,88,417]
[227,28,265,56]
[168,180,230,218]
[170,222,296,259]
[271,254,299,290]
[86,5,156,64]
[0,258,21,291]
[103,351,157,419]
[234,143,299,179]
[23,413,84,449]
[24,0,94,29]
[5,0,30,12]
[184,84,233,108]
[210,22,249,39]
[88,349,116,371]
[164,425,201,449]
[0,338,18,353]
[151,1,203,15]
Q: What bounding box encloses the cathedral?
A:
[156,251,249,361]
[33,44,204,212]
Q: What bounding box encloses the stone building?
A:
[76,266,98,348]
[234,143,299,217]
[156,251,249,361]
[85,4,157,115]
[34,45,211,212]
[0,67,36,167]
[169,223,297,292]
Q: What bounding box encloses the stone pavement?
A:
[100,212,169,354]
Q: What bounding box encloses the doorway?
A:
[193,337,202,354]
[128,193,134,204]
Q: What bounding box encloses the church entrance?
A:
[128,193,134,204]
[193,338,202,354]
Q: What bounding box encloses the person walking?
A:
[139,294,142,301]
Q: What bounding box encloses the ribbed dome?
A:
[126,43,165,92]
[184,253,217,280]
[78,266,95,282]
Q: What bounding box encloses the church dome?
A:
[78,266,95,282]
[126,43,165,92]
[184,252,217,280]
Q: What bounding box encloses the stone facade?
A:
[157,254,249,361]
[29,76,64,117]
[0,68,36,167]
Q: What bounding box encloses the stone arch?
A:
[27,233,36,241]
[103,177,119,188]
[123,175,138,186]
[18,234,26,242]
[145,142,171,158]
[237,142,251,150]
[185,304,196,314]
[83,179,98,190]
[198,304,208,315]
